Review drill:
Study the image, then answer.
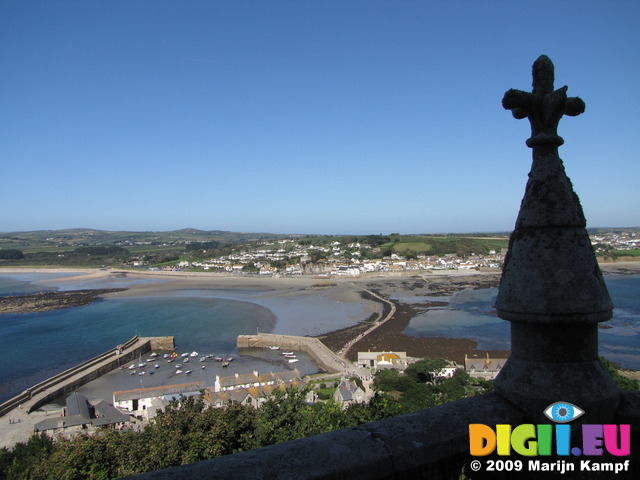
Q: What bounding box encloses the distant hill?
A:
[0,228,293,247]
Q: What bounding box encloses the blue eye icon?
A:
[544,402,585,423]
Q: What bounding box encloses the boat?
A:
[269,346,280,350]
[149,352,158,358]
[185,370,192,374]
[149,370,155,375]
[282,352,294,356]
[284,354,296,358]
[201,365,206,369]
[189,351,199,357]
[175,369,183,374]
[167,359,174,363]
[128,364,136,370]
[288,359,299,363]
[200,357,206,362]
[138,371,146,375]
[163,353,170,359]
[227,356,234,362]
[154,364,160,369]
[184,357,190,363]
[215,357,223,362]
[176,364,182,368]
[222,361,229,368]
[181,353,189,358]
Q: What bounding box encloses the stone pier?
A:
[0,335,175,417]
[237,333,347,374]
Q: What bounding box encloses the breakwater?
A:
[237,333,347,373]
[0,335,174,417]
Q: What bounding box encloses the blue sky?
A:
[1,1,638,235]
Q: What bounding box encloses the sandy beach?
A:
[3,263,638,365]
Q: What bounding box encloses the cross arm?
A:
[502,89,531,119]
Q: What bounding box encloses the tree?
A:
[0,249,24,260]
[404,357,449,384]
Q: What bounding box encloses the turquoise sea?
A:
[0,273,368,404]
[0,272,638,404]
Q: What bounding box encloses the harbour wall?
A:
[0,335,175,417]
[237,333,347,374]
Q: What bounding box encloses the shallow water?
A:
[0,271,637,405]
[0,273,368,403]
[402,275,640,368]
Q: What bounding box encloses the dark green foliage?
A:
[404,357,449,383]
[0,249,25,260]
[1,387,401,479]
[0,433,54,479]
[74,246,129,256]
[185,241,220,251]
[600,356,640,391]
[373,357,493,414]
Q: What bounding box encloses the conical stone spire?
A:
[496,55,612,323]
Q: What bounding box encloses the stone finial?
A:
[502,55,585,148]
[496,55,612,324]
[494,56,618,425]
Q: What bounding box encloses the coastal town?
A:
[144,230,639,276]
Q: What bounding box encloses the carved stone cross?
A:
[502,55,585,147]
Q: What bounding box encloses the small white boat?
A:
[222,361,229,368]
[154,364,160,369]
[176,364,182,368]
[189,351,199,357]
[284,354,296,358]
[269,346,280,350]
[167,359,174,363]
[288,359,299,363]
[200,357,206,362]
[282,352,294,356]
[163,353,170,359]
[184,357,190,363]
[185,370,192,374]
[201,365,206,369]
[138,371,146,375]
[175,369,183,374]
[149,352,158,358]
[128,364,136,370]
[181,353,189,358]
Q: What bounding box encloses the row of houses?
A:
[356,351,507,381]
[111,370,307,420]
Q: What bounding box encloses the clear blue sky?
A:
[1,1,638,235]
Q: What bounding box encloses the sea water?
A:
[402,274,640,369]
[0,273,369,403]
[0,272,637,404]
